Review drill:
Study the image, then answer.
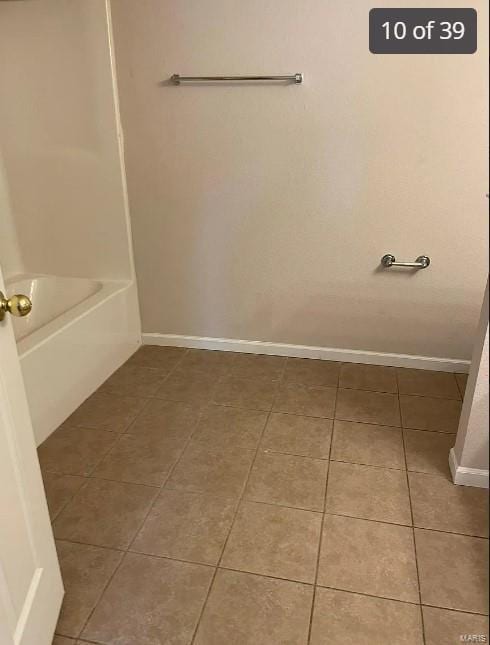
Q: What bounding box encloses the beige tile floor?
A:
[40,347,488,645]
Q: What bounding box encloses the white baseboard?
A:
[142,333,470,373]
[449,448,489,489]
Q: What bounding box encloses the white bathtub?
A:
[7,274,141,445]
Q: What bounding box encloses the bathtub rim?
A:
[14,277,132,358]
[6,272,104,343]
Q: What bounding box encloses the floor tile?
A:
[283,358,340,387]
[455,372,469,398]
[82,553,213,645]
[194,569,313,645]
[192,405,267,450]
[178,348,237,374]
[221,501,321,583]
[42,472,86,521]
[409,472,489,537]
[166,443,255,499]
[127,345,186,370]
[42,353,487,645]
[339,363,397,393]
[317,514,419,603]
[127,398,201,440]
[273,383,336,418]
[310,587,423,645]
[156,368,217,403]
[397,368,461,399]
[336,388,400,426]
[245,452,328,511]
[331,420,404,469]
[131,489,236,565]
[38,426,118,477]
[213,376,278,411]
[261,413,332,458]
[55,540,123,638]
[53,478,157,549]
[231,353,286,380]
[66,392,147,433]
[100,363,168,397]
[422,606,489,645]
[92,433,185,486]
[415,529,489,613]
[400,395,462,433]
[403,429,454,477]
[326,461,412,524]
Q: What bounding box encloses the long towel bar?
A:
[170,73,303,85]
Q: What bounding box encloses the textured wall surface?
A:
[112,0,488,358]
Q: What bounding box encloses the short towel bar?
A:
[381,254,431,269]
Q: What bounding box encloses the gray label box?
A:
[369,8,477,54]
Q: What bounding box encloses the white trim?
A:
[449,448,489,489]
[142,333,470,373]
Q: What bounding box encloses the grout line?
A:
[162,487,323,514]
[75,550,127,640]
[54,537,126,554]
[117,395,156,434]
[126,415,208,550]
[257,449,329,463]
[123,549,216,570]
[314,583,421,607]
[396,369,427,645]
[396,391,463,403]
[454,374,467,401]
[402,427,457,437]
[138,347,193,392]
[265,411,455,436]
[328,457,405,471]
[84,472,163,488]
[419,602,490,617]
[307,369,339,644]
[75,347,198,639]
[221,497,323,515]
[44,475,91,523]
[188,355,288,644]
[216,564,314,587]
[133,393,230,642]
[322,511,490,540]
[213,401,334,418]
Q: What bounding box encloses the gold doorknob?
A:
[0,291,32,321]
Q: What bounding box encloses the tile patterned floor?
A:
[40,347,488,644]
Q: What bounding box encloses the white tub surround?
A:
[8,275,141,446]
[0,1,142,446]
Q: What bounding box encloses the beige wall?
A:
[0,0,134,282]
[113,0,488,359]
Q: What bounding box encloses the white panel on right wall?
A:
[451,279,489,487]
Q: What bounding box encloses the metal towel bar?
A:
[381,254,431,269]
[170,73,303,84]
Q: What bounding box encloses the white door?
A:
[0,265,63,645]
